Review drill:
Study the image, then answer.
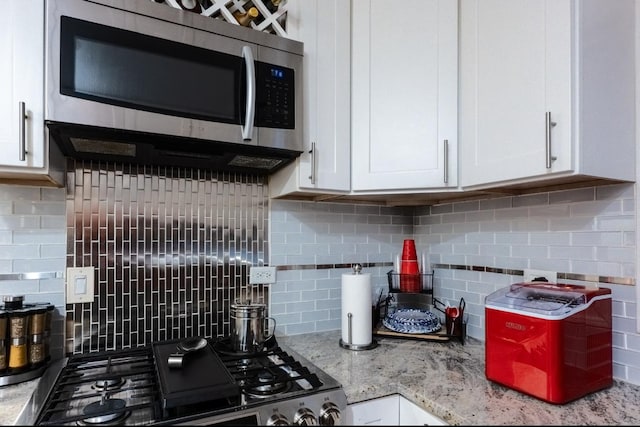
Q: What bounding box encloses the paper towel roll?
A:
[341,272,373,346]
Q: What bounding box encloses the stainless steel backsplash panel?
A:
[65,160,270,354]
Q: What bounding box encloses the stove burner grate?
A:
[243,369,292,398]
[78,398,130,425]
[92,377,125,392]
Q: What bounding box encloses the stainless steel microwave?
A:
[44,0,303,173]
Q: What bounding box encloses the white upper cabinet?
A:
[0,0,63,186]
[0,0,45,169]
[351,0,458,192]
[269,0,351,197]
[460,0,636,189]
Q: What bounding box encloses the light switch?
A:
[75,276,87,295]
[66,266,95,304]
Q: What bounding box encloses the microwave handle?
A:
[241,46,256,141]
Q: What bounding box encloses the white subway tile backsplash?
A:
[301,310,329,322]
[0,202,11,215]
[13,229,66,244]
[0,231,11,244]
[287,301,315,313]
[512,193,549,207]
[529,232,570,245]
[511,218,548,231]
[452,200,480,212]
[549,245,595,260]
[0,244,40,259]
[529,204,572,218]
[315,318,341,331]
[452,244,479,255]
[0,215,40,229]
[549,217,597,232]
[548,187,595,204]
[284,322,316,335]
[495,232,528,244]
[572,231,622,246]
[511,245,548,259]
[613,347,640,370]
[597,215,636,231]
[0,185,41,201]
[571,200,623,217]
[478,221,510,232]
[596,247,635,263]
[0,279,40,295]
[285,281,316,292]
[13,201,66,215]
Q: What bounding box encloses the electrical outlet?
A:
[523,268,557,284]
[249,266,277,284]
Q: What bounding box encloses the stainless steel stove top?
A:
[16,338,347,426]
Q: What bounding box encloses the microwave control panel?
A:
[255,61,295,129]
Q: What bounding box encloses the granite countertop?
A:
[1,377,40,426]
[278,330,640,426]
[4,331,640,425]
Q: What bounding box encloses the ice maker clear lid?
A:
[485,282,587,316]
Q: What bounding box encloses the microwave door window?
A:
[60,16,244,125]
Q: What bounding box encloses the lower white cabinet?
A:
[345,394,447,426]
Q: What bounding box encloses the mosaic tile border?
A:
[431,263,635,286]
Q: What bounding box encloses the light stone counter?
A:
[3,331,640,425]
[278,330,640,426]
[1,377,40,426]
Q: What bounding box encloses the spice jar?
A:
[8,309,29,369]
[30,307,46,335]
[29,334,45,365]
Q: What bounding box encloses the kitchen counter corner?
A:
[0,377,40,426]
[277,331,640,425]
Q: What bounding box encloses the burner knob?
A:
[319,402,341,426]
[266,413,290,426]
[294,407,318,425]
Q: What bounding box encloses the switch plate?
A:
[249,266,277,284]
[523,268,557,284]
[66,266,95,304]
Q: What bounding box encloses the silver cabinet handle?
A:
[545,112,557,169]
[443,139,449,184]
[241,46,255,141]
[308,142,316,184]
[18,102,28,161]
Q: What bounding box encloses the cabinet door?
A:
[346,395,399,425]
[459,0,572,188]
[0,0,45,169]
[276,0,351,192]
[351,0,458,191]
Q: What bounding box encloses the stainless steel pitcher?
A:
[230,301,276,353]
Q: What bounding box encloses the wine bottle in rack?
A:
[233,7,259,27]
[265,0,282,14]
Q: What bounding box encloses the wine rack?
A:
[153,0,290,37]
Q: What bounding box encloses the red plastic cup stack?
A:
[400,239,421,292]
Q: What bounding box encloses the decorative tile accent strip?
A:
[276,262,394,271]
[65,160,270,354]
[0,272,64,281]
[431,263,635,286]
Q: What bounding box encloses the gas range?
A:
[17,337,347,426]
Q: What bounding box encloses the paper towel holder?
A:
[338,264,379,351]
